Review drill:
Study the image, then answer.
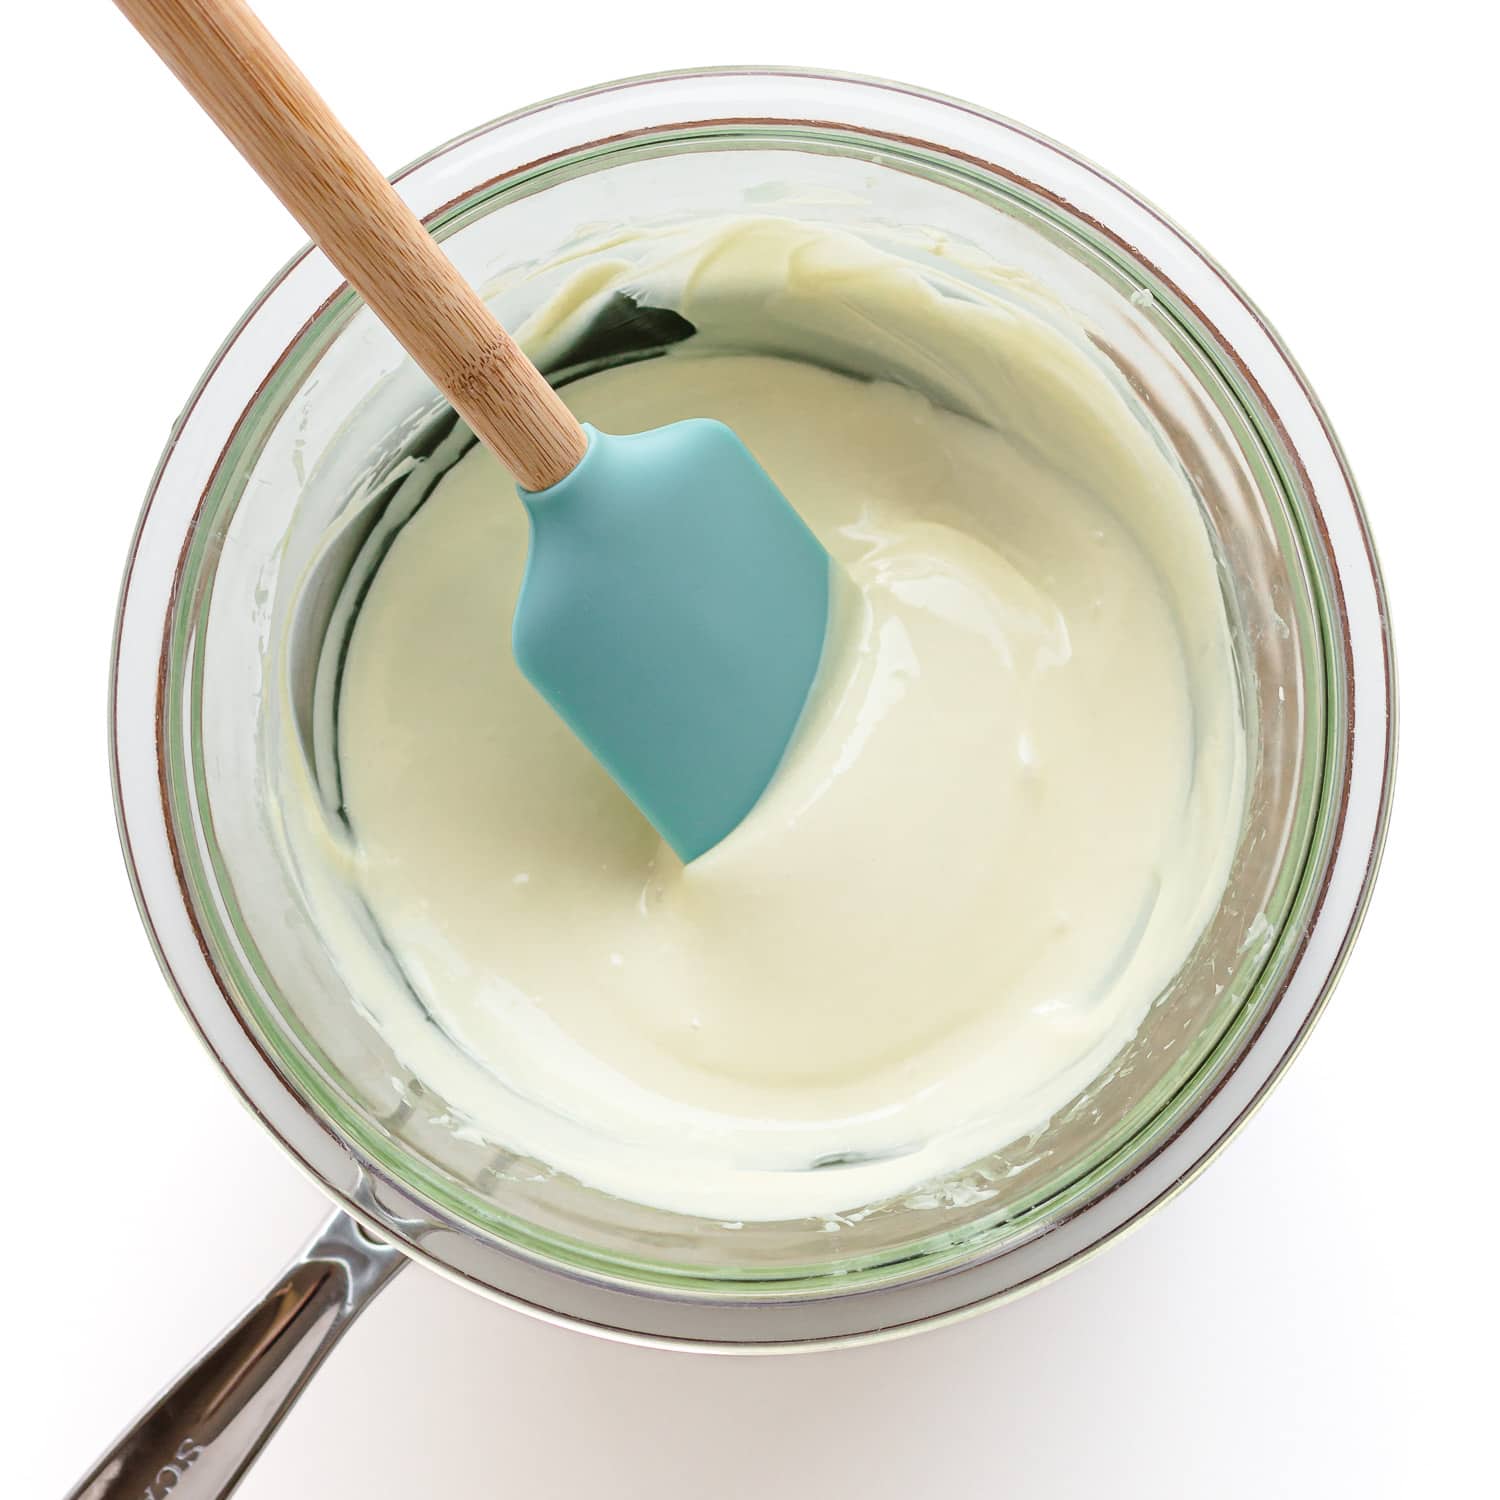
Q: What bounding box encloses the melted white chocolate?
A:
[298,220,1245,1221]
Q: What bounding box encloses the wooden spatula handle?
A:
[115,0,589,491]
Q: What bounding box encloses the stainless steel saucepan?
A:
[78,68,1394,1500]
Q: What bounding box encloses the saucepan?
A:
[86,68,1394,1500]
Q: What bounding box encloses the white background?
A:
[5,2,1495,1495]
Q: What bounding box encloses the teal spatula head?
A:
[514,421,832,862]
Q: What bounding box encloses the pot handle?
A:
[65,1207,408,1500]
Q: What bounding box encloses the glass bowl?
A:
[111,68,1395,1348]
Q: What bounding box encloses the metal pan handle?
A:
[66,1208,407,1500]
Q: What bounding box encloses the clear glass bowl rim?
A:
[109,66,1397,1350]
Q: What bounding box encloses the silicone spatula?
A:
[116,0,832,861]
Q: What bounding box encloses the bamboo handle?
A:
[115,0,588,491]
